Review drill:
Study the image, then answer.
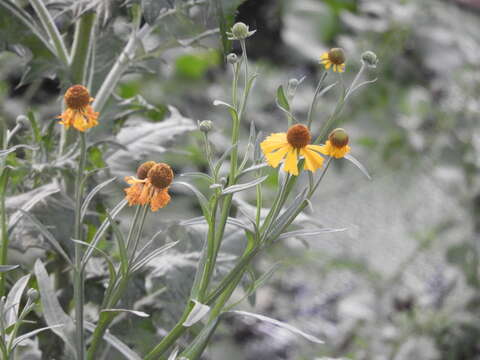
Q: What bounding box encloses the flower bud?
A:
[328,128,349,148]
[16,115,29,128]
[288,78,299,88]
[361,51,378,68]
[226,53,238,64]
[227,22,256,40]
[27,288,39,302]
[198,120,213,134]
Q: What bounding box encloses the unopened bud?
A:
[328,128,349,148]
[199,120,213,134]
[27,288,39,302]
[226,53,238,64]
[16,115,29,128]
[228,22,256,40]
[361,51,378,68]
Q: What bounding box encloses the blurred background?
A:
[2,0,480,359]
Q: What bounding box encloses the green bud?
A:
[227,22,256,40]
[226,53,238,64]
[328,128,349,148]
[199,120,213,134]
[361,51,378,68]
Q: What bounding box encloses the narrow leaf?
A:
[80,177,116,220]
[229,310,324,343]
[172,182,210,219]
[101,309,149,318]
[20,210,72,266]
[277,228,346,241]
[276,85,290,111]
[12,324,63,349]
[183,300,211,327]
[221,175,268,195]
[344,154,372,180]
[34,260,76,354]
[0,265,19,273]
[131,241,179,273]
[0,144,38,158]
[5,274,30,327]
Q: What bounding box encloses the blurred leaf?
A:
[34,260,76,355]
[175,51,220,80]
[101,309,149,318]
[229,310,324,344]
[80,177,116,221]
[276,85,290,112]
[131,241,179,273]
[0,265,19,273]
[344,154,372,180]
[172,181,210,219]
[12,325,63,349]
[277,227,346,241]
[141,0,168,25]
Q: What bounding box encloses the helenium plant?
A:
[0,1,378,359]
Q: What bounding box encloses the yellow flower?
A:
[320,48,346,73]
[124,162,174,211]
[57,85,99,132]
[260,124,325,176]
[317,128,351,158]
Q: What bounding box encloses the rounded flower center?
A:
[148,163,174,189]
[136,161,157,180]
[328,128,349,148]
[65,85,91,109]
[287,124,311,149]
[328,48,345,65]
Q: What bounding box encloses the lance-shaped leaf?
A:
[277,228,346,241]
[131,241,179,273]
[4,274,30,328]
[11,324,63,349]
[0,265,19,273]
[221,175,268,195]
[0,144,38,158]
[80,177,116,220]
[344,154,372,180]
[34,260,76,355]
[229,310,324,344]
[172,182,210,219]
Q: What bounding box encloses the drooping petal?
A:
[320,52,329,60]
[324,62,332,70]
[302,147,325,172]
[150,188,171,211]
[138,182,152,205]
[283,148,299,176]
[124,183,144,205]
[264,144,291,168]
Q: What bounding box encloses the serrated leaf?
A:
[34,260,76,355]
[183,300,211,327]
[229,310,323,344]
[221,175,268,195]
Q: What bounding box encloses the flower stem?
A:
[74,132,87,360]
[0,168,10,297]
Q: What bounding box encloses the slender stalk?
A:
[0,169,10,297]
[29,0,70,66]
[71,11,97,85]
[73,132,87,360]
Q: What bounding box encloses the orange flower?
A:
[57,85,98,132]
[124,162,174,211]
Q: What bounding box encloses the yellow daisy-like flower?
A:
[317,128,351,158]
[124,161,174,212]
[320,48,346,73]
[260,124,325,176]
[57,85,99,132]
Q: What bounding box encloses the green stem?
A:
[70,11,96,85]
[0,169,10,297]
[74,132,87,360]
[29,0,70,66]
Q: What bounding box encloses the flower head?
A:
[124,162,174,211]
[57,85,99,132]
[317,128,351,158]
[320,48,346,73]
[260,124,325,176]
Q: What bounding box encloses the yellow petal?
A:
[260,133,288,153]
[339,64,345,72]
[325,62,331,69]
[283,148,299,176]
[320,52,329,60]
[302,147,325,172]
[265,144,291,168]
